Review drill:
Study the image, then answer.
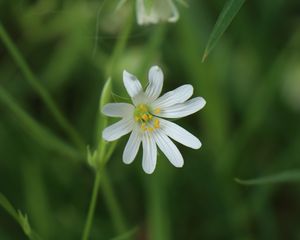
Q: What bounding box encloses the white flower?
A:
[136,0,179,25]
[102,66,206,174]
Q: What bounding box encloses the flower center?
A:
[134,104,160,132]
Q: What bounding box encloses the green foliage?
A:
[0,87,81,160]
[0,193,41,240]
[1,0,300,239]
[0,23,85,151]
[202,0,246,61]
[110,226,138,240]
[236,170,300,185]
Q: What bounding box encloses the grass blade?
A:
[110,226,138,240]
[0,193,20,222]
[0,87,82,160]
[0,193,42,240]
[235,170,300,185]
[202,0,246,62]
[0,22,85,151]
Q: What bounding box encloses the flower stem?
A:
[0,21,85,152]
[101,171,127,234]
[81,171,102,240]
[81,3,134,239]
[147,161,171,240]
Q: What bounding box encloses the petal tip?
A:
[194,97,206,110]
[185,84,194,94]
[194,140,202,149]
[101,105,108,115]
[143,167,155,174]
[122,157,132,165]
[151,65,160,71]
[102,131,110,141]
[175,162,184,168]
[123,70,129,78]
[201,97,207,107]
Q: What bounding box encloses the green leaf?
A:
[202,0,246,62]
[18,211,32,236]
[0,87,81,161]
[100,78,112,111]
[98,78,112,162]
[0,193,19,221]
[0,193,42,240]
[0,22,85,151]
[110,226,138,240]
[87,145,98,169]
[93,78,114,169]
[235,170,300,185]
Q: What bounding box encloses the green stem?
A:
[147,161,171,240]
[101,171,127,234]
[81,3,134,239]
[0,22,85,152]
[81,171,102,240]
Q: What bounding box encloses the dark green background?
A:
[1,0,300,239]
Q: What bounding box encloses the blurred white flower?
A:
[102,66,205,174]
[136,0,179,25]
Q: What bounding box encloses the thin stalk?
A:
[101,171,127,234]
[0,22,85,152]
[147,159,171,240]
[81,171,102,240]
[81,3,134,239]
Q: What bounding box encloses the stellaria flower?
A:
[136,0,179,25]
[102,66,206,174]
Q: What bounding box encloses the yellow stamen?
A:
[141,123,147,131]
[154,108,161,114]
[142,114,149,121]
[139,104,147,112]
[154,119,160,129]
[135,104,159,132]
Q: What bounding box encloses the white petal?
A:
[136,0,151,25]
[154,131,183,168]
[157,97,206,118]
[136,0,144,25]
[135,0,179,25]
[142,132,157,174]
[159,118,201,149]
[145,66,164,102]
[151,84,193,109]
[102,103,134,118]
[136,0,160,25]
[123,128,142,164]
[123,70,143,100]
[102,118,133,141]
[167,0,179,22]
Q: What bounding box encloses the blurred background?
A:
[1,0,300,239]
